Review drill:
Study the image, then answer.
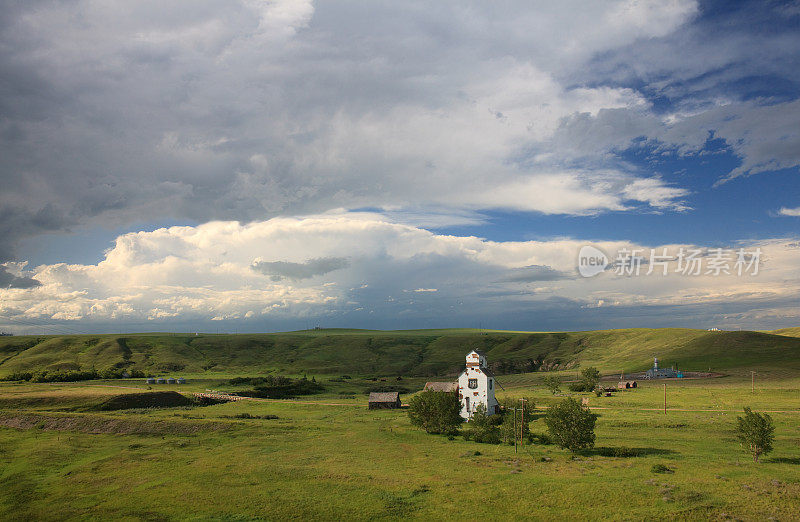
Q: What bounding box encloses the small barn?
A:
[368,392,401,409]
[423,381,457,392]
[618,380,638,389]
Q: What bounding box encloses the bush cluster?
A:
[498,397,536,445]
[544,397,597,453]
[2,368,146,383]
[543,375,561,395]
[228,375,325,399]
[461,398,537,445]
[567,367,601,392]
[407,390,462,434]
[650,463,674,474]
[462,404,502,443]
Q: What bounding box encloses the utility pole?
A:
[751,371,756,393]
[513,406,518,454]
[664,383,667,414]
[519,398,527,449]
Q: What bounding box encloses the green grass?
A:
[771,327,800,338]
[3,327,800,379]
[2,327,800,519]
[1,373,800,520]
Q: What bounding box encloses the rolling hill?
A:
[771,327,800,338]
[2,327,800,378]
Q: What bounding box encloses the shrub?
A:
[568,367,601,392]
[463,404,501,444]
[229,375,325,398]
[499,397,536,416]
[2,368,144,383]
[597,446,642,458]
[228,413,279,420]
[157,362,186,372]
[543,375,561,395]
[651,463,674,474]
[736,407,775,462]
[530,432,553,445]
[498,397,535,445]
[544,397,597,453]
[407,390,462,435]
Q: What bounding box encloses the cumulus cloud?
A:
[2,0,798,334]
[778,206,800,217]
[1,213,798,331]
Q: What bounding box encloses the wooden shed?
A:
[423,381,457,392]
[368,392,401,409]
[617,380,638,389]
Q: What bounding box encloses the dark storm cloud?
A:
[0,266,40,289]
[252,257,349,281]
[0,0,693,263]
[0,0,798,270]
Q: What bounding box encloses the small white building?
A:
[457,350,499,419]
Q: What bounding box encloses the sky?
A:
[1,0,799,334]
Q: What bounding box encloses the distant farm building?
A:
[618,380,638,389]
[368,392,401,409]
[457,350,499,419]
[424,381,457,392]
[146,378,156,384]
[177,377,186,384]
[645,357,677,379]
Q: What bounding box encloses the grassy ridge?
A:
[1,327,799,378]
[771,327,800,338]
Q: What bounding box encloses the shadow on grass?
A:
[583,446,678,458]
[767,457,800,465]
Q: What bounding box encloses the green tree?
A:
[407,390,462,435]
[544,397,597,452]
[568,367,601,392]
[462,404,500,443]
[498,397,535,445]
[543,375,561,395]
[580,367,600,391]
[736,407,775,462]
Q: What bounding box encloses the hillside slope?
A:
[1,328,799,378]
[771,327,800,338]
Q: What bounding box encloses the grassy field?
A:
[1,375,800,519]
[2,328,800,520]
